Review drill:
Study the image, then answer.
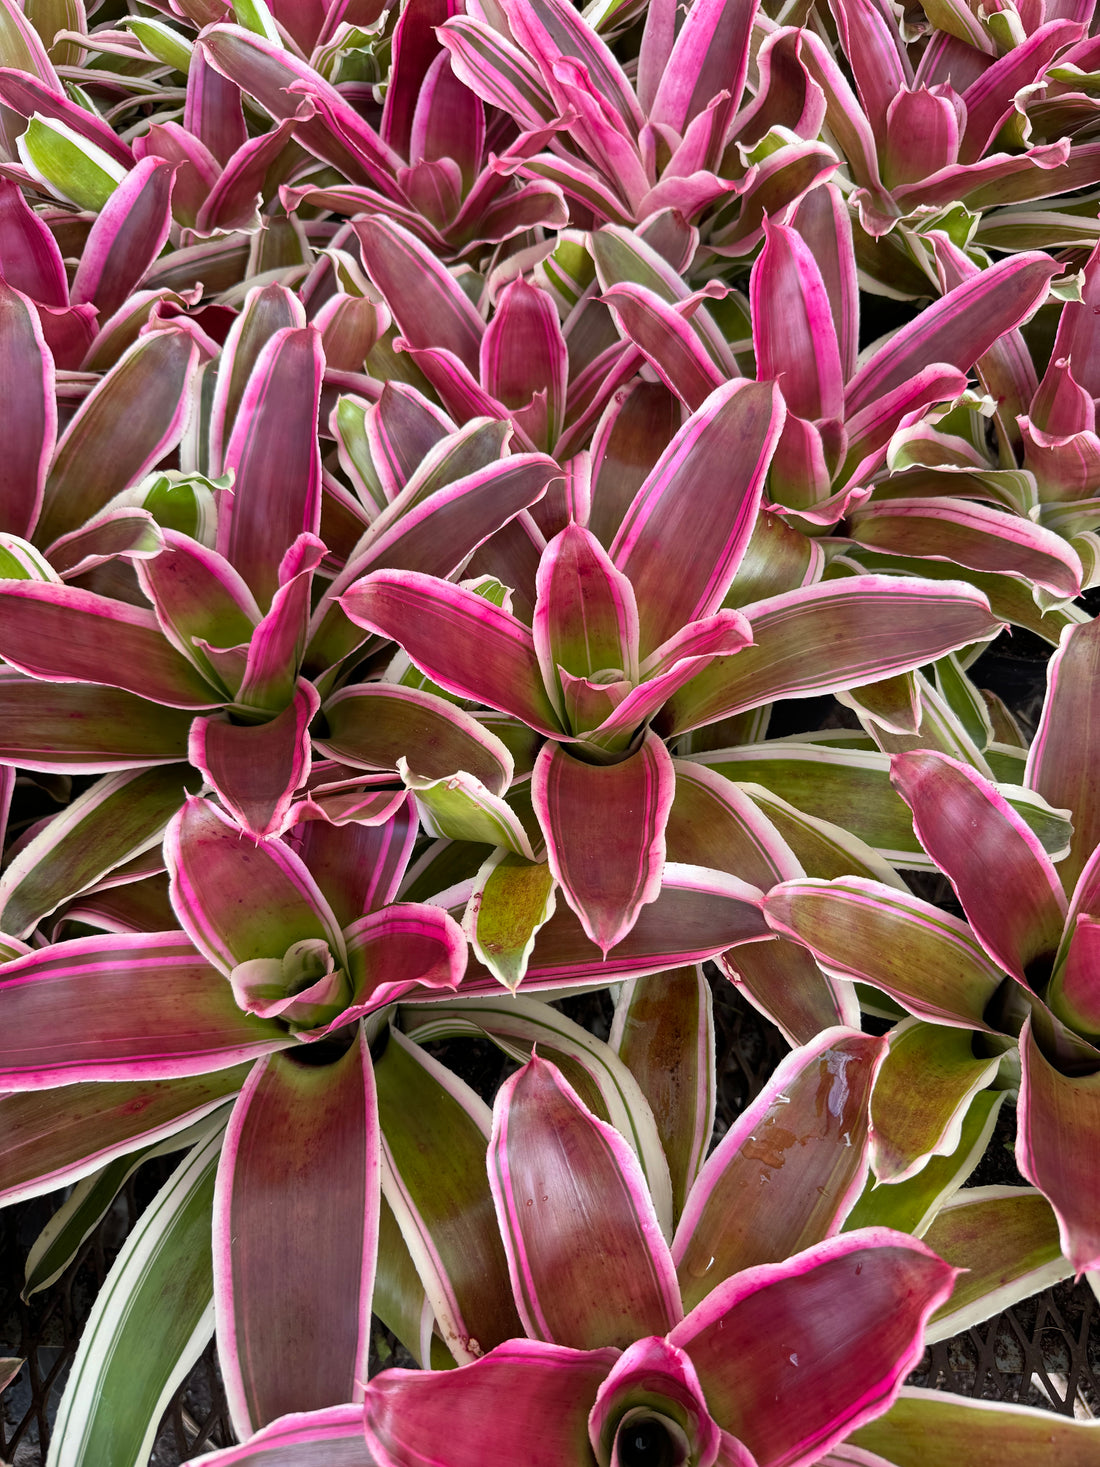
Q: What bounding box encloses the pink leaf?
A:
[0,279,54,537]
[650,0,757,135]
[721,936,860,1048]
[828,0,912,148]
[195,114,302,234]
[235,535,325,713]
[846,254,1061,416]
[0,177,67,307]
[198,25,400,188]
[0,1068,249,1207]
[959,19,1083,163]
[671,1231,958,1467]
[190,680,319,839]
[590,1336,721,1465]
[882,87,961,187]
[507,0,644,133]
[215,1030,379,1435]
[611,967,715,1223]
[340,903,467,1018]
[136,531,260,695]
[355,214,484,374]
[764,877,1005,1030]
[890,751,1066,984]
[218,327,324,608]
[342,570,564,736]
[364,1340,618,1467]
[37,326,202,545]
[318,683,513,792]
[751,217,844,421]
[456,867,769,998]
[490,1054,681,1350]
[0,932,284,1086]
[380,0,457,157]
[438,17,556,131]
[661,577,1001,737]
[533,732,675,954]
[0,67,130,166]
[790,184,858,383]
[674,1029,886,1308]
[601,282,726,412]
[481,278,567,451]
[847,497,1083,599]
[184,1405,373,1463]
[292,801,417,927]
[374,1029,522,1360]
[410,50,484,192]
[1026,617,1100,893]
[533,523,640,720]
[184,48,247,167]
[611,380,785,655]
[1017,1016,1100,1274]
[0,671,192,771]
[165,796,344,975]
[70,157,174,322]
[0,582,220,709]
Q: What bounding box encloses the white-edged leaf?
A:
[47,1126,222,1467]
[401,993,674,1239]
[23,1109,227,1300]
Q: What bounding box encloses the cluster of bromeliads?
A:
[2,0,1100,1459]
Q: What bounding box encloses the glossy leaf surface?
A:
[489,1055,682,1350]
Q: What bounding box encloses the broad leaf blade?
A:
[0,933,284,1086]
[490,1055,682,1349]
[0,1069,247,1206]
[869,1017,1003,1183]
[921,1186,1070,1342]
[365,1341,616,1467]
[184,1405,372,1464]
[375,1029,522,1363]
[662,578,1002,736]
[166,796,344,972]
[1026,617,1100,892]
[610,379,784,654]
[610,966,714,1224]
[674,1029,885,1310]
[852,1389,1100,1465]
[764,878,1005,1030]
[672,1232,957,1467]
[1017,1017,1100,1274]
[533,732,675,953]
[215,1029,379,1436]
[891,751,1066,983]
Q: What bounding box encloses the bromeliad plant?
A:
[0,791,549,1457]
[341,376,1003,964]
[361,1048,955,1467]
[764,617,1100,1275]
[180,973,1098,1464]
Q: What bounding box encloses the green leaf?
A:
[233,0,282,43]
[922,1187,1071,1342]
[22,1111,225,1299]
[47,1126,222,1467]
[844,1089,1006,1238]
[18,116,126,211]
[463,851,557,991]
[122,18,193,72]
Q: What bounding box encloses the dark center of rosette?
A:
[613,1412,686,1467]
